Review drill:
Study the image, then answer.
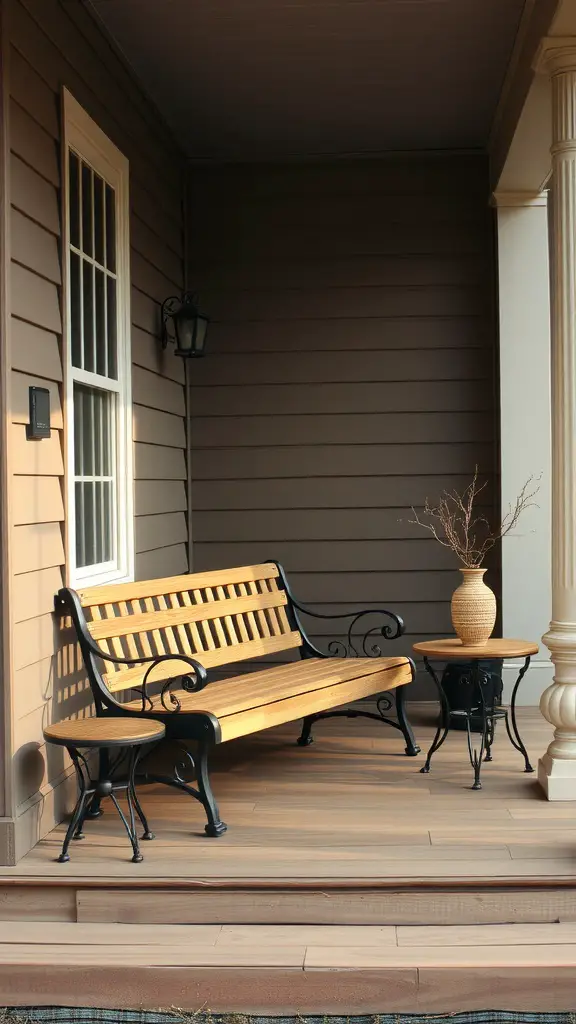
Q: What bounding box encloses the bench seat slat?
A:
[160,656,409,718]
[88,591,288,641]
[221,663,410,743]
[77,564,280,607]
[122,657,411,742]
[103,632,303,691]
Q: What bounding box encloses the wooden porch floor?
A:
[6,706,576,884]
[2,708,576,1012]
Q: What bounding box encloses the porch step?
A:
[0,922,575,1012]
[3,881,576,926]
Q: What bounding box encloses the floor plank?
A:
[397,922,576,946]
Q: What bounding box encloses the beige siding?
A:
[6,0,187,851]
[188,157,497,694]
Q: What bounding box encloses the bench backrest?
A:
[75,563,303,696]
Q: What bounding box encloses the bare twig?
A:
[408,468,540,568]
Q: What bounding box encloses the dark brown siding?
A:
[7,0,187,843]
[188,157,497,694]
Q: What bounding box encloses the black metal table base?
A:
[58,745,154,863]
[420,656,534,790]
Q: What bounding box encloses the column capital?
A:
[492,190,548,208]
[534,37,576,75]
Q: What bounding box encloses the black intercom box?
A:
[26,386,51,440]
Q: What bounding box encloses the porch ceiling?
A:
[89,0,528,162]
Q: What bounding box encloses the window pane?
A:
[106,276,118,379]
[74,383,115,570]
[70,251,82,369]
[82,261,95,372]
[95,268,106,376]
[94,173,105,266]
[95,481,113,563]
[75,481,85,568]
[69,152,80,250]
[105,184,116,272]
[81,163,93,258]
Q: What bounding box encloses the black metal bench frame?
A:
[56,560,419,837]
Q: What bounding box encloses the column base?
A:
[538,752,576,799]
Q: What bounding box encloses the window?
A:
[63,90,133,586]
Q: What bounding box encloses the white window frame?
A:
[62,89,134,587]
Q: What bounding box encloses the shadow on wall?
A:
[13,614,95,837]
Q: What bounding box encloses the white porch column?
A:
[537,38,576,798]
[493,191,552,706]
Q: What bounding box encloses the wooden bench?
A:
[56,561,418,837]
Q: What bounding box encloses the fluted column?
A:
[537,39,576,798]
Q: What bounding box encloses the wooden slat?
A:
[267,575,292,634]
[127,599,154,661]
[260,576,284,636]
[116,602,142,663]
[176,590,206,657]
[226,584,250,643]
[143,596,168,659]
[142,657,411,721]
[86,593,286,638]
[204,587,230,649]
[101,606,126,665]
[156,594,185,658]
[236,581,259,640]
[89,606,116,671]
[105,633,302,692]
[217,585,239,645]
[217,663,411,742]
[192,588,216,652]
[77,563,280,606]
[247,579,271,638]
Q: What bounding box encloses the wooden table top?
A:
[43,717,166,748]
[412,638,539,660]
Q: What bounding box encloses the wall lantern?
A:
[161,292,209,358]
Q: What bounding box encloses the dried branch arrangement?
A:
[409,468,540,568]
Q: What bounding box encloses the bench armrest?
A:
[56,587,208,713]
[270,561,404,659]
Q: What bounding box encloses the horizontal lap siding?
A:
[7,0,186,833]
[188,158,497,694]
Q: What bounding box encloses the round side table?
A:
[412,638,539,790]
[44,717,166,863]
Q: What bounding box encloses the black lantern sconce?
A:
[161,292,209,358]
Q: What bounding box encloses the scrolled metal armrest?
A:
[141,653,208,713]
[290,598,405,658]
[55,587,207,713]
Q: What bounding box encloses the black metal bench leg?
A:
[196,743,227,837]
[297,715,315,746]
[395,686,421,756]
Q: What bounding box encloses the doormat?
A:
[1,1010,575,1024]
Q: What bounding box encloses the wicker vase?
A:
[451,568,496,648]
